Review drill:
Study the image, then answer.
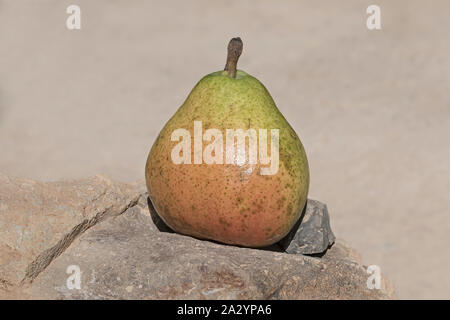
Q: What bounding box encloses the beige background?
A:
[1,0,449,299]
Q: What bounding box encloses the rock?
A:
[0,175,395,299]
[0,174,146,288]
[278,200,336,255]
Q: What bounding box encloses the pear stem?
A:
[224,37,243,78]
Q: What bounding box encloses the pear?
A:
[145,38,309,247]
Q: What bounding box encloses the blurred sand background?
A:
[1,0,449,299]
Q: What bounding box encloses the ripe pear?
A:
[145,38,309,247]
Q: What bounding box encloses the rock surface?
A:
[0,175,394,299]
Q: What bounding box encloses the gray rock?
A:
[0,174,146,288]
[0,175,395,299]
[278,199,336,255]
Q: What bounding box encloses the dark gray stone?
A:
[278,199,336,255]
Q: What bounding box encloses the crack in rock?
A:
[20,194,144,284]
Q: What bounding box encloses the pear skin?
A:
[145,38,309,247]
